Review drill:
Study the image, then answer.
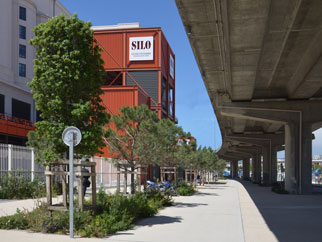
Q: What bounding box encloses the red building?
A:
[93,23,176,158]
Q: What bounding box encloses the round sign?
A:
[62,126,82,146]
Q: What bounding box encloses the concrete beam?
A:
[219,100,322,124]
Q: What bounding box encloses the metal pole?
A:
[31,148,35,182]
[8,144,12,177]
[69,132,75,238]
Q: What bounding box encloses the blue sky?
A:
[59,0,322,155]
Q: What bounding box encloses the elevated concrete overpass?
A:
[176,0,322,194]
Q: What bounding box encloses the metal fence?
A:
[0,144,44,181]
[0,143,130,187]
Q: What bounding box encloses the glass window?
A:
[19,63,26,77]
[19,25,26,39]
[0,94,4,114]
[19,7,26,21]
[161,77,167,110]
[168,88,173,117]
[12,98,31,121]
[19,44,26,58]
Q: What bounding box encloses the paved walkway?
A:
[1,179,322,242]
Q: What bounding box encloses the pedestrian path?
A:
[237,179,322,242]
[0,180,246,242]
[0,196,63,217]
[2,179,321,242]
[106,180,245,242]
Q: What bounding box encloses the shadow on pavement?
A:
[174,202,208,207]
[195,192,219,196]
[135,215,182,227]
[208,181,227,185]
[238,179,322,242]
[198,186,229,189]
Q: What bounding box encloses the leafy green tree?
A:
[27,14,109,164]
[215,158,227,176]
[103,105,158,194]
[155,119,185,168]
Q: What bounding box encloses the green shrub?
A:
[177,183,196,196]
[0,174,46,199]
[79,212,133,237]
[0,189,172,237]
[0,174,63,199]
[0,209,28,230]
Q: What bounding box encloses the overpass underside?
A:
[176,0,322,194]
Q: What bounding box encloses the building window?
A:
[0,94,4,114]
[36,110,42,122]
[12,98,31,121]
[19,44,26,58]
[19,63,26,77]
[19,7,26,21]
[19,25,26,39]
[161,76,167,110]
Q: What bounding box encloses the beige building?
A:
[0,0,71,145]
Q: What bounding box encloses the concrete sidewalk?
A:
[0,180,245,242]
[238,179,322,242]
[2,179,321,242]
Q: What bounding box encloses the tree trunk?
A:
[116,167,120,192]
[130,166,135,194]
[123,169,127,194]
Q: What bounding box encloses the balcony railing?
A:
[0,113,34,127]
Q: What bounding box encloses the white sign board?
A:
[129,36,154,61]
[170,54,174,79]
[62,126,82,147]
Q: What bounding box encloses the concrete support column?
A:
[301,123,313,194]
[251,156,255,182]
[285,123,299,194]
[285,122,312,194]
[253,153,261,183]
[231,161,238,178]
[262,146,270,185]
[242,158,250,180]
[271,146,277,184]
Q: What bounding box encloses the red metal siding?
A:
[94,28,162,71]
[95,33,124,70]
[161,33,168,78]
[138,88,150,107]
[161,33,175,87]
[101,86,137,115]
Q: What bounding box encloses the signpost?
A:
[62,126,82,238]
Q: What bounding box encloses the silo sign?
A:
[129,36,154,61]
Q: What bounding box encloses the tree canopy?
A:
[27,14,109,164]
[103,105,158,193]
